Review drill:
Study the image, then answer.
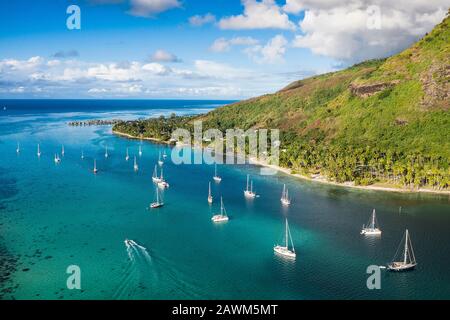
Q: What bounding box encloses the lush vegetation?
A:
[114,13,450,191]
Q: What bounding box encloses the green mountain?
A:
[114,13,450,191]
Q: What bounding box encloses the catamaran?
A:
[138,145,142,157]
[212,197,229,223]
[274,218,296,259]
[150,187,164,209]
[244,174,256,198]
[93,159,98,174]
[16,142,20,154]
[54,153,61,164]
[133,156,139,172]
[61,145,65,157]
[125,148,129,161]
[208,182,213,204]
[157,168,169,188]
[152,165,161,183]
[105,145,109,158]
[158,151,164,166]
[37,143,41,157]
[387,229,417,272]
[280,184,291,206]
[361,209,382,235]
[213,164,222,182]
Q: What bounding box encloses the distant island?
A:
[113,13,450,194]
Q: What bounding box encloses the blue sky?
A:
[0,0,447,99]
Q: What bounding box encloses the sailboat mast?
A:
[404,229,409,264]
[246,174,249,191]
[208,182,211,197]
[285,219,289,248]
[372,209,376,229]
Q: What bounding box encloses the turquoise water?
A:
[0,100,449,300]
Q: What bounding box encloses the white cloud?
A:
[290,0,448,62]
[219,0,296,30]
[245,35,288,63]
[149,49,181,62]
[128,0,181,17]
[210,37,259,52]
[189,13,216,26]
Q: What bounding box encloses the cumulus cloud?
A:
[245,35,288,63]
[128,0,181,17]
[149,49,181,63]
[210,37,259,52]
[290,0,448,62]
[219,0,296,30]
[189,13,216,26]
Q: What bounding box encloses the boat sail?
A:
[361,209,382,235]
[158,151,164,166]
[37,143,41,157]
[157,167,169,189]
[16,142,20,154]
[244,174,256,198]
[93,159,98,174]
[105,145,109,158]
[213,164,222,182]
[150,187,164,209]
[152,165,162,183]
[280,184,291,206]
[274,218,296,259]
[387,229,417,272]
[138,145,142,157]
[212,197,229,223]
[208,182,213,204]
[133,156,139,172]
[125,148,129,161]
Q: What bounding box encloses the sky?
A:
[0,0,447,99]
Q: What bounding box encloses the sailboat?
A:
[81,150,84,160]
[244,174,256,198]
[208,182,213,204]
[138,145,142,157]
[150,187,164,209]
[280,184,291,206]
[133,156,139,172]
[105,145,109,158]
[158,151,164,166]
[274,219,296,259]
[61,145,65,157]
[16,142,20,154]
[162,149,167,159]
[54,153,61,164]
[213,164,222,182]
[125,148,129,161]
[93,159,98,174]
[152,165,162,183]
[211,197,229,223]
[157,167,169,188]
[361,209,382,235]
[37,143,41,157]
[387,229,417,272]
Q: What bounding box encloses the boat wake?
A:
[113,239,206,299]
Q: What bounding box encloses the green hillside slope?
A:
[114,12,450,191]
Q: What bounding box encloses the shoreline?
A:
[113,129,450,196]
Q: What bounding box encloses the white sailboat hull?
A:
[208,196,213,204]
[152,177,162,183]
[281,198,291,206]
[387,262,417,272]
[213,176,222,182]
[158,161,164,166]
[274,245,296,259]
[361,228,382,235]
[244,190,256,198]
[150,202,164,209]
[158,181,169,189]
[211,215,228,222]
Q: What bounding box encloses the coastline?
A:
[113,129,450,196]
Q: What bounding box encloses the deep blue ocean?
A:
[0,99,449,300]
